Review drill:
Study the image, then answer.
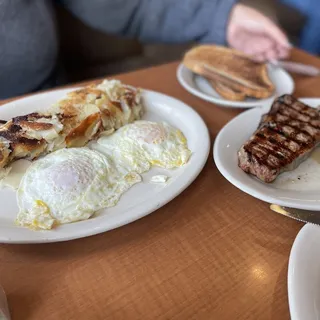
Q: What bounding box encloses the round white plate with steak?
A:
[214,95,320,210]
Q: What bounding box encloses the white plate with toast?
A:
[214,98,320,210]
[288,223,320,320]
[0,88,210,243]
[178,63,294,108]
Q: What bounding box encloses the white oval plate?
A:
[214,98,320,211]
[0,88,210,243]
[177,63,294,108]
[288,223,320,320]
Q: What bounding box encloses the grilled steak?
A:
[238,94,320,182]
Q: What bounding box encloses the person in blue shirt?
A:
[282,0,320,54]
[0,1,290,99]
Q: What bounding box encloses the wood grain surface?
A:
[0,49,318,320]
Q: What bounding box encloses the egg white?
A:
[16,148,141,230]
[93,121,191,173]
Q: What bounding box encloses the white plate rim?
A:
[0,88,210,243]
[288,223,320,320]
[213,98,320,211]
[177,63,295,108]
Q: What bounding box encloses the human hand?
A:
[227,4,291,62]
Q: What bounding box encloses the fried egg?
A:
[93,121,191,173]
[16,148,141,230]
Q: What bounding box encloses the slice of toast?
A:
[199,68,246,101]
[191,61,247,100]
[210,80,246,101]
[183,45,275,100]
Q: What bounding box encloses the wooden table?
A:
[0,49,319,320]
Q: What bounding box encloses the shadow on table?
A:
[7,292,36,320]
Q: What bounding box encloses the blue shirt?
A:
[282,0,320,54]
[0,0,237,99]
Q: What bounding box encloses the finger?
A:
[230,32,251,53]
[276,45,291,59]
[260,17,290,48]
[245,34,289,61]
[265,48,278,61]
[234,33,274,57]
[237,38,270,62]
[245,36,274,55]
[251,53,266,63]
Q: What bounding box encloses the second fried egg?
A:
[93,121,191,173]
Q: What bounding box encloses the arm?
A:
[59,0,237,44]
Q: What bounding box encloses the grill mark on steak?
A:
[267,102,320,128]
[238,94,320,182]
[261,122,314,145]
[259,127,301,152]
[244,127,313,169]
[279,95,320,118]
[245,134,293,168]
[277,105,311,123]
[268,112,320,136]
[274,124,313,143]
[276,103,318,125]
